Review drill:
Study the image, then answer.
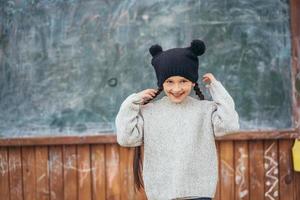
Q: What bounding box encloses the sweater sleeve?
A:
[206,79,240,137]
[115,92,144,147]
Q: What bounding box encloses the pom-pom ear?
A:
[149,44,163,57]
[189,39,205,56]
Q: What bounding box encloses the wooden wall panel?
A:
[249,141,264,200]
[9,147,23,200]
[295,171,300,200]
[77,145,92,200]
[119,146,134,200]
[63,145,77,200]
[91,144,106,200]
[0,147,10,200]
[22,147,37,200]
[264,141,279,200]
[0,140,299,200]
[279,140,294,200]
[105,144,121,200]
[234,141,249,200]
[214,142,221,200]
[133,146,147,200]
[49,146,64,200]
[220,141,235,200]
[35,146,50,200]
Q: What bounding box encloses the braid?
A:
[133,86,163,191]
[143,87,163,105]
[194,82,205,100]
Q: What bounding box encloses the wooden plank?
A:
[91,144,106,200]
[213,141,220,200]
[0,147,10,199]
[8,147,24,200]
[219,141,234,200]
[264,141,279,200]
[22,147,37,200]
[234,141,249,200]
[0,135,116,146]
[295,169,300,200]
[63,145,77,200]
[290,0,300,197]
[35,146,50,200]
[119,146,131,200]
[249,141,264,200]
[49,146,64,200]
[77,145,92,200]
[132,146,147,200]
[106,144,121,200]
[0,130,300,147]
[279,140,294,200]
[216,130,300,141]
[120,147,139,200]
[290,0,300,135]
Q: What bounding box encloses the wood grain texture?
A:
[213,141,220,200]
[295,170,300,200]
[279,140,294,200]
[35,146,50,200]
[290,0,300,134]
[249,141,264,200]
[49,146,64,200]
[22,147,36,200]
[77,145,92,200]
[0,129,299,147]
[9,147,23,200]
[63,145,77,200]
[0,140,300,199]
[219,141,235,200]
[134,146,147,200]
[91,144,106,200]
[0,147,10,200]
[234,141,249,200]
[264,141,279,200]
[106,144,121,200]
[119,146,133,200]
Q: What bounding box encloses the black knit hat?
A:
[149,39,206,88]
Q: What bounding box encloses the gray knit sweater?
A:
[115,79,240,200]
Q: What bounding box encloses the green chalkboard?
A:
[0,0,292,137]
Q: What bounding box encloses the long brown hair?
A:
[133,82,205,191]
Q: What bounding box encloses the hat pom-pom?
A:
[190,39,205,56]
[149,44,163,57]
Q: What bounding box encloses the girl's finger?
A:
[146,90,155,96]
[203,77,208,81]
[151,91,157,96]
[144,94,153,99]
[145,92,154,97]
[202,77,209,81]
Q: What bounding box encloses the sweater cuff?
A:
[119,93,144,113]
[131,92,144,105]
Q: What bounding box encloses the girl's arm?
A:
[206,79,240,137]
[115,93,144,147]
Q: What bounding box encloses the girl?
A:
[115,40,240,200]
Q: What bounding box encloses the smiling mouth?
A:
[171,93,184,98]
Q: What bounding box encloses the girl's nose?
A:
[171,85,183,92]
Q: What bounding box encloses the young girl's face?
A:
[163,76,195,103]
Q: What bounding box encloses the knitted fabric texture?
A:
[115,80,240,200]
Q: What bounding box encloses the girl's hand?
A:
[137,89,159,104]
[202,73,217,84]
